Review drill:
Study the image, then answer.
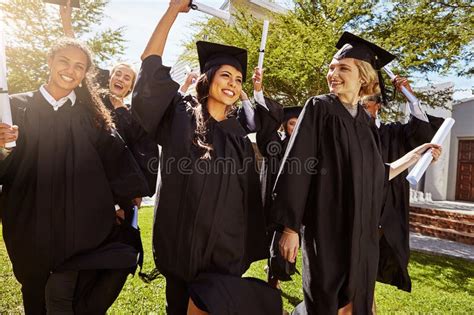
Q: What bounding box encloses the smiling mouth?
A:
[222,89,235,97]
[60,74,74,83]
[113,82,124,90]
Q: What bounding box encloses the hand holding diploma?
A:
[389,143,442,181]
[0,123,18,148]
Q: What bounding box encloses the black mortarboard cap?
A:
[43,0,80,8]
[196,41,248,81]
[334,32,395,70]
[335,32,396,106]
[283,106,302,122]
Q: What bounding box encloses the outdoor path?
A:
[410,232,474,261]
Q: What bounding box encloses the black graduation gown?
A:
[254,98,285,219]
[189,273,283,314]
[132,55,268,282]
[0,91,149,287]
[272,94,387,314]
[103,97,159,197]
[377,114,444,291]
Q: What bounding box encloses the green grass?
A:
[1,206,473,314]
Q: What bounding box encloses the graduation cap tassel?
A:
[377,70,389,107]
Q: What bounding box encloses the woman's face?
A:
[48,46,88,92]
[208,65,243,106]
[109,65,135,98]
[286,117,298,137]
[326,58,362,98]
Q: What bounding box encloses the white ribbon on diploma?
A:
[0,29,15,148]
[190,1,230,21]
[258,20,270,70]
[406,117,455,185]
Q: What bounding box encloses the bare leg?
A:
[338,302,353,315]
[187,298,209,315]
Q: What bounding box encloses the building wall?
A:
[447,98,474,200]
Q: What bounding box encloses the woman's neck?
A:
[44,83,73,101]
[207,99,227,122]
[337,92,359,108]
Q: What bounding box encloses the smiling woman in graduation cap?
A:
[131,0,282,314]
[272,32,442,314]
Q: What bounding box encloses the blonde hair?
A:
[111,63,137,97]
[354,59,380,97]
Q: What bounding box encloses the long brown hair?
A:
[48,37,114,130]
[193,65,237,159]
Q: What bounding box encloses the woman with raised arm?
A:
[0,37,148,314]
[272,32,442,315]
[132,0,281,314]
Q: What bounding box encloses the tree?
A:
[187,0,473,118]
[1,0,126,93]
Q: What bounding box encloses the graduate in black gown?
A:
[272,32,442,314]
[59,3,158,312]
[361,78,444,293]
[131,1,281,314]
[0,37,149,314]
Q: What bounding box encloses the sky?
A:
[102,0,472,100]
[1,0,472,100]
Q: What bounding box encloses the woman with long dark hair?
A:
[0,37,148,314]
[132,1,282,314]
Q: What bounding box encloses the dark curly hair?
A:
[48,37,114,130]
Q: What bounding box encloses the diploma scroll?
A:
[257,20,270,70]
[189,1,231,21]
[0,29,15,148]
[406,117,455,185]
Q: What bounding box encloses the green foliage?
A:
[187,0,473,114]
[0,0,125,94]
[1,207,473,313]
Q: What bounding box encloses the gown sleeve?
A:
[113,107,159,195]
[255,97,284,159]
[271,97,323,232]
[404,114,444,150]
[94,126,150,201]
[132,55,181,145]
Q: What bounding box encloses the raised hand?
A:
[60,0,75,38]
[252,67,263,92]
[169,0,191,13]
[392,75,414,95]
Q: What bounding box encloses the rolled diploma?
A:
[257,20,270,70]
[406,117,455,185]
[383,66,419,104]
[0,29,15,148]
[131,205,139,230]
[191,1,230,20]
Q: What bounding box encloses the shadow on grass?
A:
[409,252,474,295]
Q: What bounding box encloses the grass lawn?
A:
[1,206,473,314]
